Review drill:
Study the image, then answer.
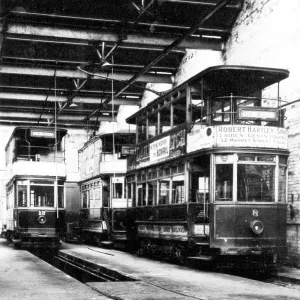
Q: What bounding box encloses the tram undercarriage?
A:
[135,236,281,271]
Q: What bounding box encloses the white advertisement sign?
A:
[187,126,214,153]
[187,125,288,152]
[216,125,288,149]
[149,136,170,161]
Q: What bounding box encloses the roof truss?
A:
[0,0,243,129]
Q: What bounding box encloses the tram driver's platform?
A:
[1,238,300,300]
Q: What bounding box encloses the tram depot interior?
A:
[1,0,300,268]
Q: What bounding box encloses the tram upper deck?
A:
[5,126,67,178]
[126,65,289,171]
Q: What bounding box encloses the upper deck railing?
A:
[190,95,285,128]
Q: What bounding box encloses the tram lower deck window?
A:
[148,181,157,206]
[159,180,170,205]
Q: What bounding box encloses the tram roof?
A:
[126,65,289,124]
[79,129,135,152]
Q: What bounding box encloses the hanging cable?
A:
[37,68,57,125]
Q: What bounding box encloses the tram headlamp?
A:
[250,220,264,235]
[38,215,47,225]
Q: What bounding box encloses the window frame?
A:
[213,153,286,203]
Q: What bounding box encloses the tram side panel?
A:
[64,182,81,242]
[210,203,287,255]
[126,203,209,254]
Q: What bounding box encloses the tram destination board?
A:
[237,107,279,121]
[30,129,55,138]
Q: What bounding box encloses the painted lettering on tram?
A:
[216,125,288,149]
[149,136,170,161]
[137,224,187,237]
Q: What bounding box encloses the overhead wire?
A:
[37,68,57,125]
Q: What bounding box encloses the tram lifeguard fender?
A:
[250,220,264,235]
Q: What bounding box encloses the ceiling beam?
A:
[156,0,241,8]
[0,65,172,83]
[9,10,230,34]
[0,118,93,128]
[5,23,223,51]
[0,92,140,105]
[0,111,115,122]
[106,98,139,106]
[0,85,142,97]
[1,55,178,72]
[84,0,229,121]
[0,104,118,115]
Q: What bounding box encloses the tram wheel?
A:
[175,245,187,265]
[136,241,146,256]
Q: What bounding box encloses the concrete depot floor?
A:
[61,242,300,300]
[1,238,300,300]
[0,239,110,300]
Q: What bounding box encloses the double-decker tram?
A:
[77,131,134,246]
[5,127,67,249]
[125,65,289,269]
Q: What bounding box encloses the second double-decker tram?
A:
[77,131,135,246]
[125,65,289,268]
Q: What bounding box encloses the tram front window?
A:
[113,182,123,198]
[237,164,275,202]
[18,185,27,207]
[215,164,233,201]
[30,185,54,207]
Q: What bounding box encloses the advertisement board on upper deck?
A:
[187,125,288,153]
[128,128,186,171]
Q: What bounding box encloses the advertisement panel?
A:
[215,125,288,149]
[187,126,214,153]
[187,125,288,153]
[149,135,170,162]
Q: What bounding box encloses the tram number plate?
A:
[39,211,46,216]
